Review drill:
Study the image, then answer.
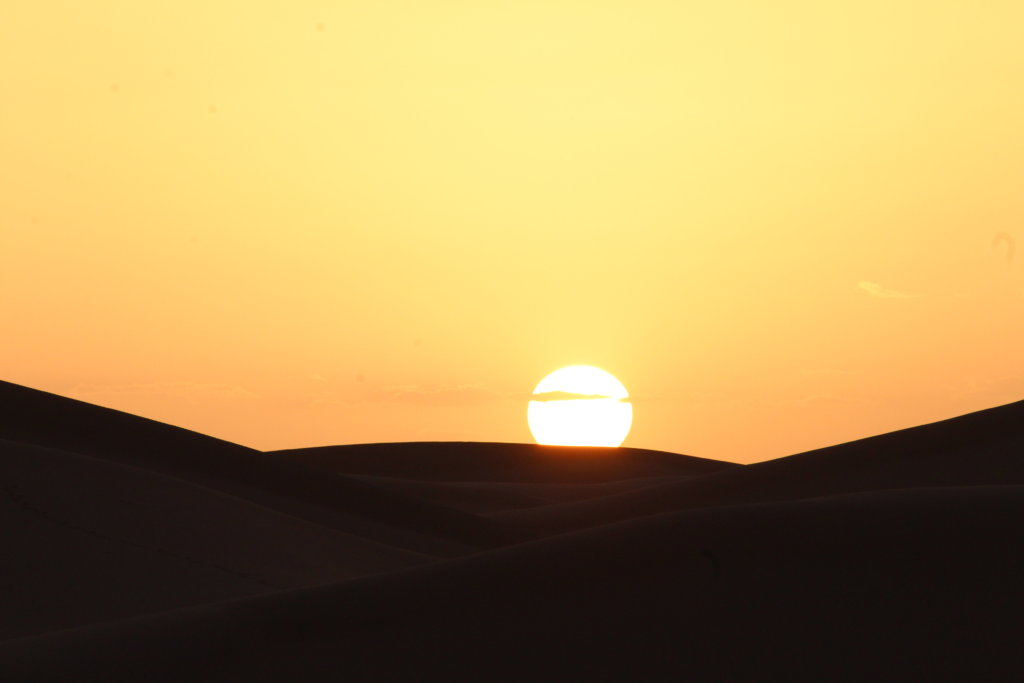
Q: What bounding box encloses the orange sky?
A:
[2,1,1022,462]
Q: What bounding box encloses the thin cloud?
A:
[69,381,257,400]
[781,393,872,407]
[797,368,865,377]
[310,383,516,408]
[530,391,630,403]
[993,232,1015,263]
[857,281,920,299]
[377,384,501,406]
[955,372,1024,402]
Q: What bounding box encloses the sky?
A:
[2,0,1022,462]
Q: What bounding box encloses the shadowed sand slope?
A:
[272,441,734,482]
[272,442,736,514]
[0,381,507,554]
[494,399,1024,536]
[0,439,431,640]
[0,381,254,465]
[336,475,689,514]
[3,487,1022,681]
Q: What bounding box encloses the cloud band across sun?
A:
[529,391,632,403]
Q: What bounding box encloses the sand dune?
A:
[0,381,507,555]
[4,487,1021,681]
[0,439,430,640]
[1,380,1021,681]
[273,441,731,514]
[274,441,734,482]
[492,399,1024,536]
[338,474,689,513]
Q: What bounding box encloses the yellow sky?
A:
[2,0,1022,462]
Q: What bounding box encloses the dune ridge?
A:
[0,380,508,555]
[1,380,1021,681]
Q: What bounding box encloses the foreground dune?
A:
[1,380,1021,681]
[0,439,431,640]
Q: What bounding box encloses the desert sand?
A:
[1,379,1021,681]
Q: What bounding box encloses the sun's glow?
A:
[528,366,632,447]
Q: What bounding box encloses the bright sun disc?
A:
[528,366,632,447]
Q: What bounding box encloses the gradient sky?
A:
[3,1,1022,462]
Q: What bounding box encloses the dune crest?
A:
[1,380,1022,681]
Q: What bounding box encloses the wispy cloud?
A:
[797,368,865,377]
[306,382,511,409]
[953,372,1024,403]
[375,384,501,406]
[780,393,873,407]
[993,232,1015,263]
[529,391,630,403]
[69,381,258,400]
[857,281,920,299]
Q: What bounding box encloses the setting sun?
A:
[528,366,632,447]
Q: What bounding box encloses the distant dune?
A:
[1,379,1021,681]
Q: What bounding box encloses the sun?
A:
[528,366,633,447]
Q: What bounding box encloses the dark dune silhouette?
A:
[273,440,732,482]
[1,380,1022,681]
[491,399,1024,537]
[0,380,505,555]
[0,439,428,641]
